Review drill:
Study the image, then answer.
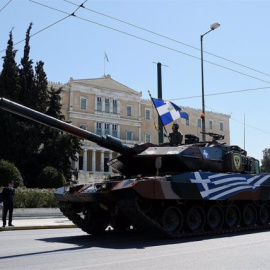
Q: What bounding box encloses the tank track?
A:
[58,202,88,232]
[59,202,110,235]
[118,197,270,239]
[59,200,270,238]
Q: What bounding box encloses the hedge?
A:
[14,187,58,208]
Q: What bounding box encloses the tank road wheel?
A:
[111,215,132,232]
[137,197,153,213]
[258,205,270,226]
[84,210,110,235]
[162,206,183,234]
[242,204,257,227]
[185,206,205,233]
[225,205,240,229]
[206,205,224,231]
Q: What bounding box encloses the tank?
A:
[1,97,270,238]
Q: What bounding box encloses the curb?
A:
[0,224,77,231]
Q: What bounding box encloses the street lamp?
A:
[200,22,220,141]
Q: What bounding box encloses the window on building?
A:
[104,157,109,172]
[79,156,83,170]
[209,120,213,129]
[96,122,102,135]
[197,118,202,128]
[112,124,118,138]
[105,98,110,113]
[80,97,87,110]
[186,118,190,126]
[126,131,133,141]
[127,106,132,117]
[145,109,151,120]
[80,124,88,130]
[145,134,151,143]
[220,121,224,131]
[104,123,110,135]
[113,100,117,114]
[97,97,102,111]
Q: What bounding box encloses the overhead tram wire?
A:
[0,1,86,54]
[0,0,12,13]
[64,0,270,79]
[29,1,270,86]
[205,105,270,136]
[170,86,270,101]
[0,15,69,54]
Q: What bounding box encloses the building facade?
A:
[49,75,230,181]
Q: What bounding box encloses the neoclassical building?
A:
[49,75,230,180]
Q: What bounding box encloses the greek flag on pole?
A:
[152,98,188,126]
[105,52,109,62]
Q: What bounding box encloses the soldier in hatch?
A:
[165,123,183,146]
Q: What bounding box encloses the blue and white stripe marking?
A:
[189,171,270,200]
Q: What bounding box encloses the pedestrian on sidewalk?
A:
[2,180,15,227]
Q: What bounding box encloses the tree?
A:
[0,24,81,187]
[19,22,35,108]
[37,166,66,188]
[38,87,81,183]
[0,30,21,162]
[32,61,49,113]
[0,159,24,187]
[0,30,21,100]
[261,148,270,172]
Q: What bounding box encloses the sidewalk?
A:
[0,208,76,231]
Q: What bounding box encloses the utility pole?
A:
[157,62,163,144]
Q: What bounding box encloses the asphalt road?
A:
[1,228,270,270]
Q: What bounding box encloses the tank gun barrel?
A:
[0,98,130,154]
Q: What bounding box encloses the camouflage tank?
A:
[1,97,270,238]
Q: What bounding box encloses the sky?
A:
[1,0,270,162]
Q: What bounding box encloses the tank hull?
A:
[55,171,270,237]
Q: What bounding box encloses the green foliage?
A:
[261,148,270,172]
[14,187,58,208]
[0,30,21,100]
[37,166,66,188]
[0,24,81,187]
[0,159,24,187]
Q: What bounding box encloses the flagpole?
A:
[148,91,168,137]
[104,52,109,76]
[244,114,245,150]
[104,54,106,76]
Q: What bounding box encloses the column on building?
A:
[91,149,96,173]
[100,150,104,172]
[109,151,113,173]
[83,148,88,171]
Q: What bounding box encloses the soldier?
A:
[168,123,183,146]
[2,180,15,227]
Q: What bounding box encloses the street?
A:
[1,228,270,269]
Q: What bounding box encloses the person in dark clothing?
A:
[2,180,15,227]
[168,123,183,146]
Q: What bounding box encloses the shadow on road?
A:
[1,229,268,260]
[39,228,270,249]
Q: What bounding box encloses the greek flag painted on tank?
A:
[189,171,270,200]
